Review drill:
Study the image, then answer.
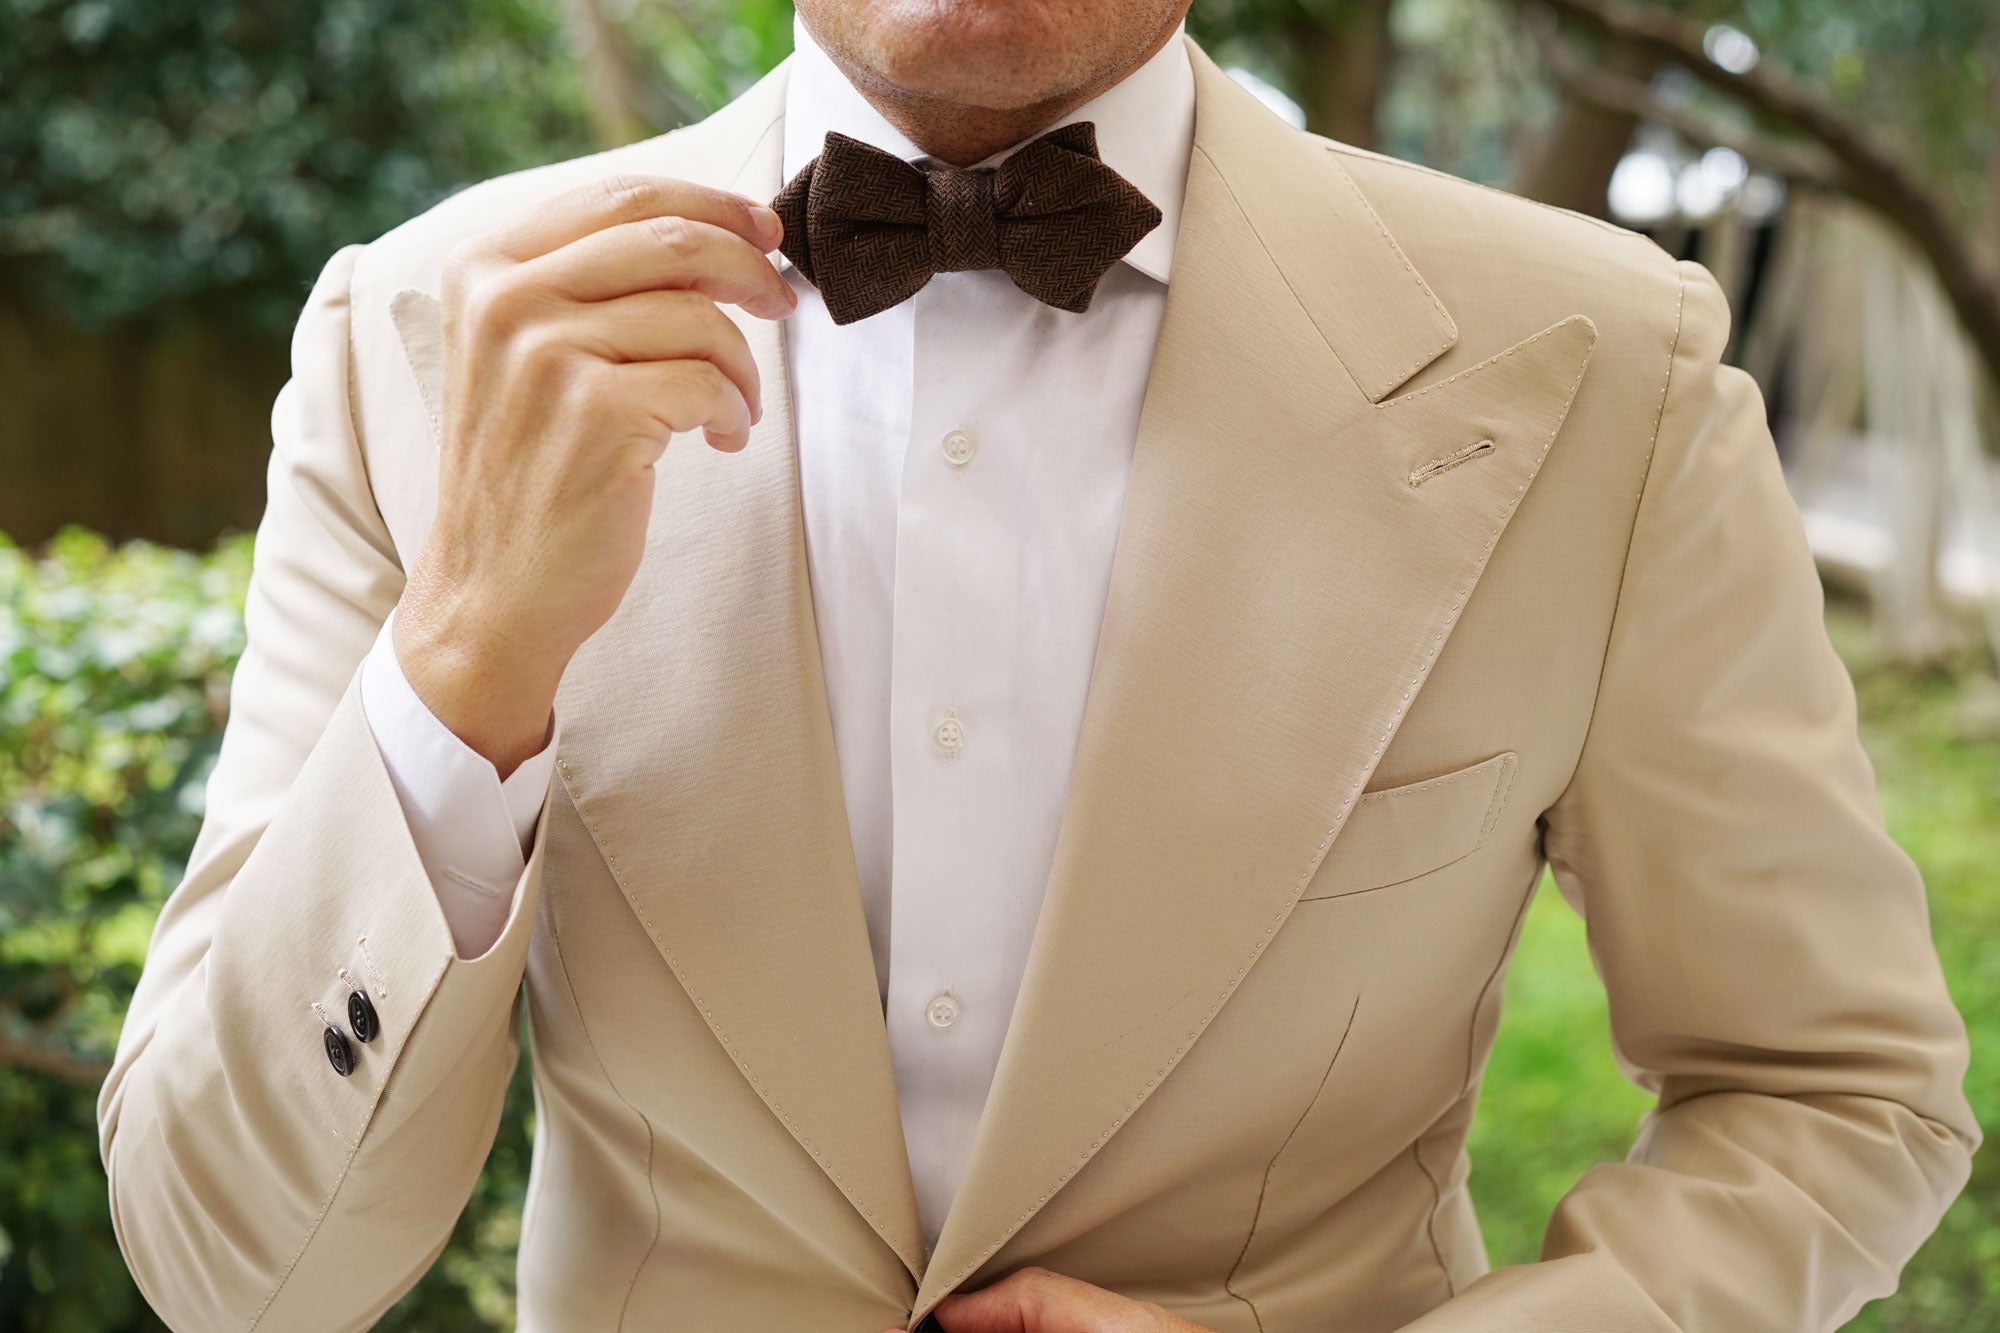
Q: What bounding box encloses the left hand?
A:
[885,1267,1215,1332]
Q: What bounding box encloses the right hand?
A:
[392,175,797,775]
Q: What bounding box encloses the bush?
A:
[0,529,531,1331]
[1,528,246,1328]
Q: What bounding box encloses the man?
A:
[98,0,1977,1327]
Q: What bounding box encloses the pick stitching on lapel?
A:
[910,41,1597,1316]
[548,96,931,1284]
[387,65,932,1287]
[388,287,445,440]
[385,37,1601,1314]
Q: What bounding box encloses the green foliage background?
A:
[1,0,1995,1328]
[0,0,599,333]
[0,534,542,1329]
[0,534,251,1329]
[0,0,805,334]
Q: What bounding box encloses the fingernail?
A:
[749,204,782,245]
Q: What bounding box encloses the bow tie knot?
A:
[925,165,1000,273]
[772,122,1161,325]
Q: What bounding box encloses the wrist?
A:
[392,580,566,778]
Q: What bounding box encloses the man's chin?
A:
[802,0,1087,112]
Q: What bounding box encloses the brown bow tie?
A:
[771,122,1162,326]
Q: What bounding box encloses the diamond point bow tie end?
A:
[770,122,1161,325]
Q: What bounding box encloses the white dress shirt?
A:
[359,16,1195,1251]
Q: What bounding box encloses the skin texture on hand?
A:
[396,0,1203,770]
[392,175,797,775]
[890,1268,1215,1333]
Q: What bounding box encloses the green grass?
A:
[1467,602,2000,1328]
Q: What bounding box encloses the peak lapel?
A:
[913,42,1597,1314]
[555,88,929,1282]
[389,65,929,1283]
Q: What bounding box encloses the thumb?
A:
[930,1282,1033,1333]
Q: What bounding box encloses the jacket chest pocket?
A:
[1300,751,1519,901]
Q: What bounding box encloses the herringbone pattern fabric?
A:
[772,122,1162,325]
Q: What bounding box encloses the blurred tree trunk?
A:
[564,0,660,148]
[0,269,285,547]
[1514,42,1658,219]
[1288,0,1395,148]
[562,0,705,147]
[1983,48,2000,272]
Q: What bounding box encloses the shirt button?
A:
[933,709,965,758]
[926,992,962,1030]
[940,428,976,467]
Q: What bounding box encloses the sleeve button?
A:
[346,988,380,1043]
[324,1025,356,1076]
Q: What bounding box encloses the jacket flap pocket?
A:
[1300,751,1519,901]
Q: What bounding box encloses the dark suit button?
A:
[324,1024,355,1076]
[347,988,380,1043]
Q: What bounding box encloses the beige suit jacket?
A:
[98,39,1977,1333]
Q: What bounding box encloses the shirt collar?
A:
[779,14,1193,284]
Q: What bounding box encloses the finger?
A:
[534,215,797,318]
[484,173,782,263]
[568,289,763,425]
[936,1268,1183,1333]
[931,1295,1026,1333]
[610,358,753,458]
[703,422,752,453]
[931,1284,1030,1333]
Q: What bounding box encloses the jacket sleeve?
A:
[358,610,560,959]
[1401,260,1979,1332]
[96,242,550,1332]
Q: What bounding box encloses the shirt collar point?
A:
[1122,223,1176,284]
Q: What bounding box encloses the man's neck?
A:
[809,21,1186,167]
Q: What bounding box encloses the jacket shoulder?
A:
[1324,140,1689,375]
[1327,140,1645,245]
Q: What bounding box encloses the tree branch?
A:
[1286,0,1395,148]
[563,0,708,146]
[1531,0,2000,393]
[1514,33,1660,219]
[1530,22,1847,194]
[0,1033,110,1086]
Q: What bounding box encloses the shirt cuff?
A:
[357,610,560,956]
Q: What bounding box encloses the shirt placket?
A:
[886,272,1027,1248]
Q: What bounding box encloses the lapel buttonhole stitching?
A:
[1408,438,1496,488]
